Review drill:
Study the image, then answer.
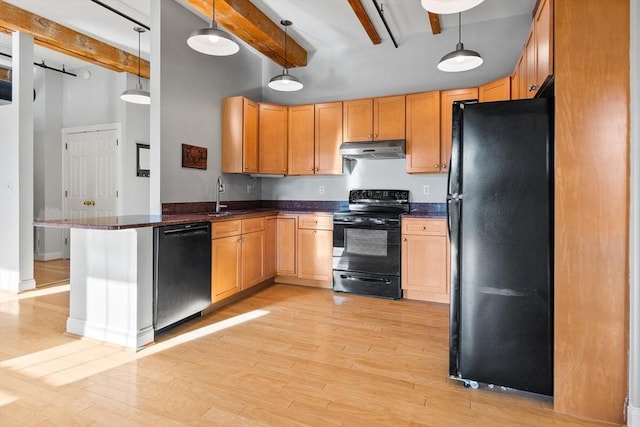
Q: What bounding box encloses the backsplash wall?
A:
[260,158,448,203]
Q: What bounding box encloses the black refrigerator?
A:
[447,97,553,396]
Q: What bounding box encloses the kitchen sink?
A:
[207,211,231,217]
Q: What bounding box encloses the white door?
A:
[62,125,120,257]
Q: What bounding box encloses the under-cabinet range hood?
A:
[339,139,406,160]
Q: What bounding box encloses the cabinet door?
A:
[374,95,405,141]
[222,96,244,173]
[479,76,511,102]
[288,104,315,175]
[241,230,265,289]
[264,217,277,279]
[243,98,259,173]
[212,235,241,302]
[512,51,527,100]
[277,216,297,276]
[406,91,441,174]
[314,102,343,175]
[259,103,288,174]
[297,229,333,281]
[440,87,478,171]
[524,26,536,99]
[534,0,553,91]
[401,234,448,296]
[343,99,373,142]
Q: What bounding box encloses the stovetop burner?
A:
[345,189,409,214]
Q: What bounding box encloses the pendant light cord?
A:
[283,21,289,72]
[458,12,461,44]
[211,0,216,27]
[137,29,142,85]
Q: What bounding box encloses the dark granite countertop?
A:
[33,201,446,230]
[32,209,334,230]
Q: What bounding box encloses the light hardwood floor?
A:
[33,259,70,288]
[0,284,617,426]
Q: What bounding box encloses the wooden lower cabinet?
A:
[297,214,333,281]
[401,218,450,303]
[264,216,277,279]
[212,234,241,302]
[211,217,267,303]
[276,215,297,276]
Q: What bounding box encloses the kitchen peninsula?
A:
[34,211,273,350]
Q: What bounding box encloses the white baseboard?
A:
[66,317,154,351]
[629,403,640,427]
[34,251,64,261]
[18,279,36,292]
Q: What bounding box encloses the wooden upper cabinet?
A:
[259,103,288,174]
[521,0,553,98]
[512,50,527,100]
[373,95,405,141]
[343,95,405,142]
[524,27,536,99]
[440,87,478,171]
[479,76,511,102]
[343,98,372,142]
[534,0,553,92]
[288,104,315,175]
[406,91,441,174]
[288,102,343,176]
[222,96,258,174]
[314,102,343,175]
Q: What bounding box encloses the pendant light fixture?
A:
[187,0,239,56]
[268,20,303,92]
[437,13,483,72]
[121,27,150,105]
[420,0,484,14]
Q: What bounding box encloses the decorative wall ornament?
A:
[181,144,207,170]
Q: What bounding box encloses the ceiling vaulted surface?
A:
[0,0,535,78]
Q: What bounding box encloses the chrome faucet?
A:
[215,176,227,213]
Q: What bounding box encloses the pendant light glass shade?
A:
[121,27,150,105]
[268,70,303,92]
[437,13,483,72]
[269,20,303,92]
[421,0,484,14]
[187,0,239,56]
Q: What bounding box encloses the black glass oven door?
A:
[333,222,400,276]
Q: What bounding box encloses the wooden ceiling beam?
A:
[347,0,381,45]
[0,2,150,79]
[0,67,10,81]
[184,0,307,68]
[428,12,441,35]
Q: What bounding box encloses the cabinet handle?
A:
[310,168,314,171]
[402,238,407,242]
[442,165,447,170]
[313,230,317,234]
[528,84,537,92]
[421,226,426,230]
[435,164,440,169]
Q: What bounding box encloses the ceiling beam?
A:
[0,2,150,79]
[347,0,381,45]
[0,67,10,81]
[184,0,307,68]
[428,12,441,35]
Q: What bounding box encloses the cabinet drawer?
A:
[298,214,333,230]
[402,218,446,236]
[212,220,242,238]
[242,217,265,233]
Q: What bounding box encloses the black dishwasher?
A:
[153,222,211,332]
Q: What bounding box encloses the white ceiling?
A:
[0,0,536,71]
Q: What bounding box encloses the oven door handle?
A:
[339,274,392,285]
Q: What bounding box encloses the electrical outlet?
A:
[247,184,252,193]
[423,185,430,195]
[319,185,325,195]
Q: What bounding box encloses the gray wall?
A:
[33,67,63,260]
[152,0,263,206]
[256,13,531,203]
